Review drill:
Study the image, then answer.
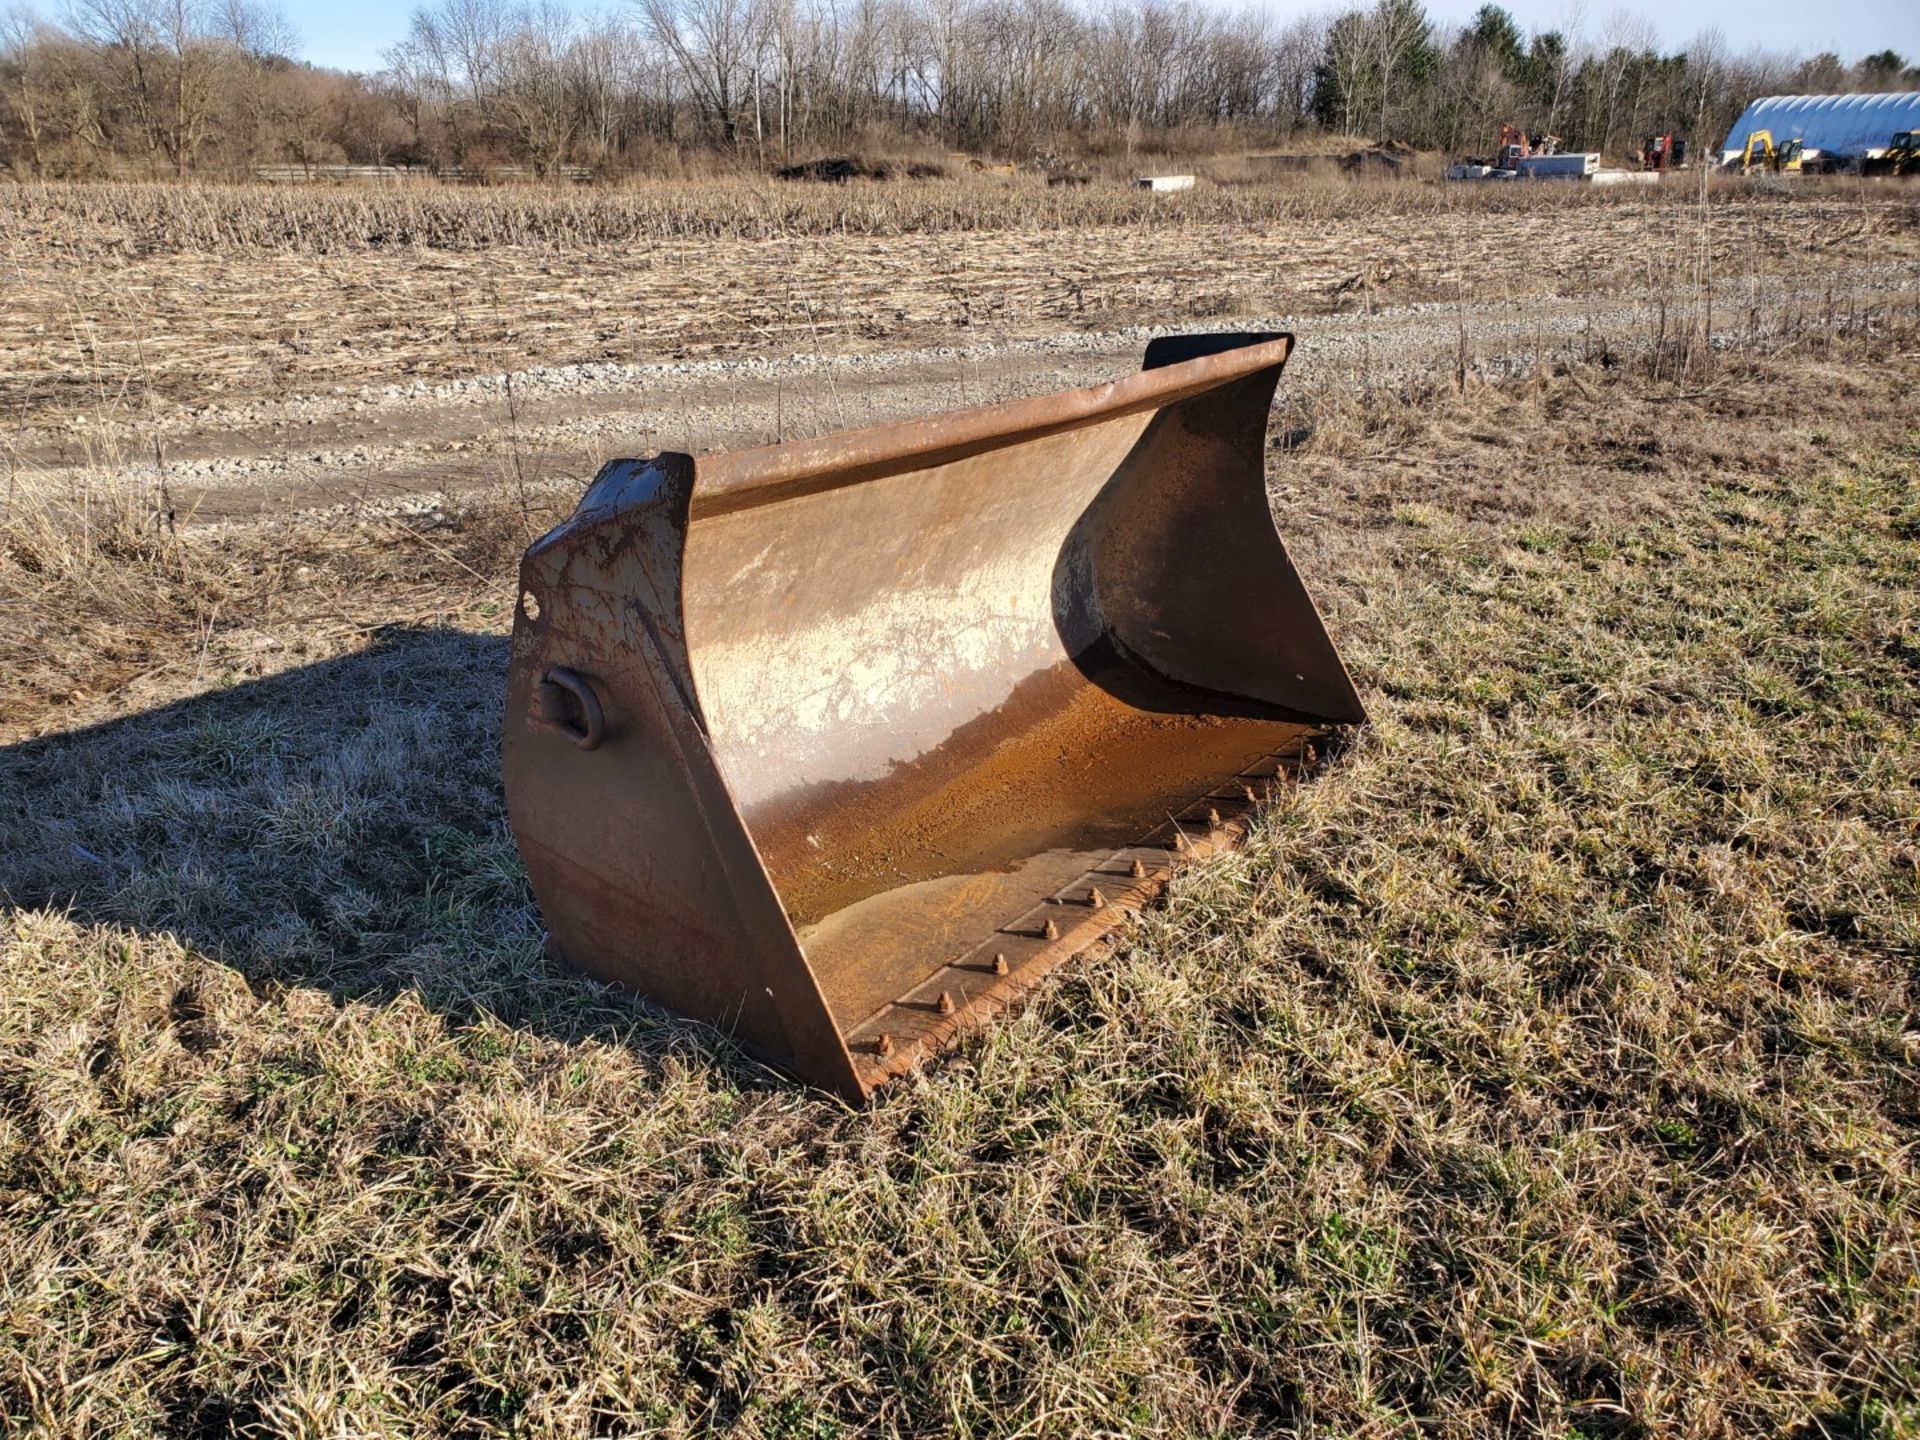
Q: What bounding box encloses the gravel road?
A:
[20,263,1914,528]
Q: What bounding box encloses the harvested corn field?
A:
[2,178,1919,1436]
[4,179,1913,432]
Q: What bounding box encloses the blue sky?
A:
[295,0,1916,77]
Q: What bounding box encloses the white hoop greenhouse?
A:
[1720,92,1920,162]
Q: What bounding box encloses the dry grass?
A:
[0,463,540,739]
[3,304,1917,1434]
[0,173,1860,255]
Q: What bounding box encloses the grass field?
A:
[2,179,1919,1436]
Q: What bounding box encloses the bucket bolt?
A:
[937,990,956,1016]
[1130,857,1147,879]
[1088,886,1105,909]
[1207,806,1222,829]
[1042,917,1060,941]
[876,1033,894,1056]
[991,953,1009,976]
[1243,784,1259,804]
[1173,828,1191,852]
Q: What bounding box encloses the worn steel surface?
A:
[503,332,1365,1100]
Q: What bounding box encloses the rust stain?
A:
[752,647,1309,928]
[748,645,1318,1031]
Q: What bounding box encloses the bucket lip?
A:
[689,332,1294,518]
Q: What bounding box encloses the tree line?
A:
[2,0,1915,178]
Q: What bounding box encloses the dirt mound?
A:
[1341,147,1406,174]
[774,156,946,183]
[775,156,886,182]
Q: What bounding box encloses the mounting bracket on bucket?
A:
[503,333,1364,1101]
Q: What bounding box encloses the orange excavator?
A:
[1494,123,1531,169]
[1487,125,1566,171]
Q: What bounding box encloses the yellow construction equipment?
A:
[1863,131,1919,178]
[502,334,1364,1099]
[1734,130,1804,174]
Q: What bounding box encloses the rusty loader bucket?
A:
[503,333,1364,1100]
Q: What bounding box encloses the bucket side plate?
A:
[503,457,860,1098]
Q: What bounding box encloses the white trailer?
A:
[1514,152,1601,179]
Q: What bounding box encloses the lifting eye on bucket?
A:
[531,667,605,751]
[501,332,1366,1101]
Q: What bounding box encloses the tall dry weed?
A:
[0,173,1865,257]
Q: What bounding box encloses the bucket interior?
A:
[744,639,1317,1032]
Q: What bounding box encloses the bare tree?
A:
[2,5,54,171]
[0,0,1891,179]
[1591,9,1654,153]
[637,0,760,144]
[494,0,576,170]
[566,16,640,159]
[1269,12,1325,134]
[71,0,231,173]
[387,0,509,162]
[1367,0,1432,140]
[1682,26,1729,147]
